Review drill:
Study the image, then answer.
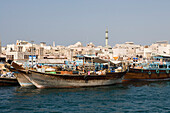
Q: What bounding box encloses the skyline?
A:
[1,0,170,47]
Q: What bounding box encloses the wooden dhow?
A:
[9,62,127,89]
[0,77,19,86]
[124,62,170,81]
[0,63,19,86]
[6,63,34,87]
[15,70,126,88]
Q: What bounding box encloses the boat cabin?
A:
[149,62,170,70]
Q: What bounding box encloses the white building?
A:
[6,40,41,61]
[149,41,170,56]
[112,42,143,60]
[3,39,170,62]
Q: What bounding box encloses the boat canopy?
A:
[38,59,65,64]
[93,58,108,63]
[84,55,99,58]
[155,54,170,58]
[110,60,122,64]
[84,55,122,64]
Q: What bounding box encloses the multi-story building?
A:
[112,42,143,60]
[142,41,170,59]
[6,40,40,61]
[2,38,170,62]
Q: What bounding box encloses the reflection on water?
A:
[13,80,170,100]
[1,81,170,112]
[122,80,170,87]
[15,84,129,97]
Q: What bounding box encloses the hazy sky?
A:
[1,0,170,47]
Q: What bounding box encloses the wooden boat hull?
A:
[22,71,126,88]
[13,72,34,87]
[0,77,19,86]
[124,68,170,81]
[6,65,34,87]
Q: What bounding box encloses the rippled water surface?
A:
[1,81,170,113]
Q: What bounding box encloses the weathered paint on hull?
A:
[14,72,34,87]
[24,71,125,88]
[124,68,170,81]
[6,65,34,87]
[0,77,19,86]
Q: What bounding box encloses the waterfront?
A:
[1,81,170,112]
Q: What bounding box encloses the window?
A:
[164,65,167,68]
[24,55,29,59]
[152,64,157,68]
[159,65,163,68]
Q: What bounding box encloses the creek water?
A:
[0,81,170,112]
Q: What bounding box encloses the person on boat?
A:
[96,66,99,71]
[133,63,135,68]
[76,66,79,70]
[62,64,66,71]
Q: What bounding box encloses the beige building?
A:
[6,40,42,61]
[3,39,170,62]
[112,42,143,60]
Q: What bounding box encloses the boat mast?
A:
[31,40,34,68]
[83,56,85,73]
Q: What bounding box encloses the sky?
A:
[0,0,170,47]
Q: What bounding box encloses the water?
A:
[1,81,170,113]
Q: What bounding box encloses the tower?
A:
[105,28,108,47]
[53,41,55,47]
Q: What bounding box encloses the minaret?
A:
[53,41,55,47]
[105,28,108,47]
